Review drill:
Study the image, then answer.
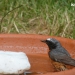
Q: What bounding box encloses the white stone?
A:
[0,51,30,74]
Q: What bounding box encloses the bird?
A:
[41,38,75,71]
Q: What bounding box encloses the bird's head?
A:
[41,38,61,50]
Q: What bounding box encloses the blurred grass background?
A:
[0,0,75,39]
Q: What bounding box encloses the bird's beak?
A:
[41,40,47,43]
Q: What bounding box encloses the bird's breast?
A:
[49,51,56,61]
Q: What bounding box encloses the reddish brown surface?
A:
[0,34,75,75]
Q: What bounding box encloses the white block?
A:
[0,51,30,74]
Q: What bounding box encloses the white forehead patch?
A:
[47,38,51,41]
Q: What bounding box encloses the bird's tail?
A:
[62,58,75,66]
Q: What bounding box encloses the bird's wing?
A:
[50,50,71,62]
[60,47,70,57]
[50,49,75,66]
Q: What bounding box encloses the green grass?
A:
[0,0,75,39]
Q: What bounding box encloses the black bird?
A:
[41,38,75,66]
